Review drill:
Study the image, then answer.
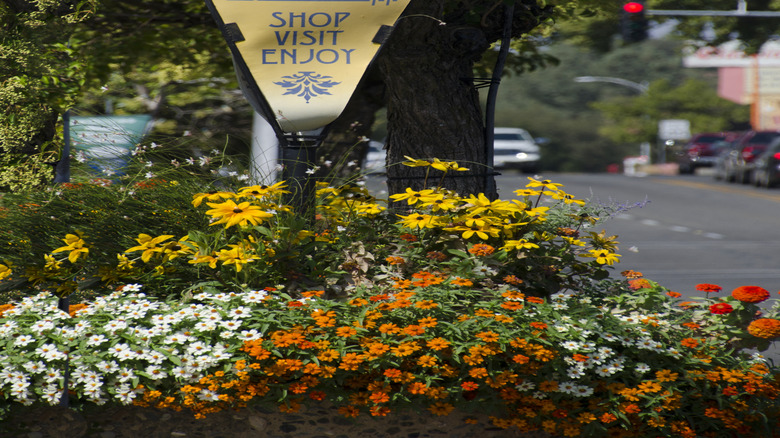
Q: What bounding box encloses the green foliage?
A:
[0,0,91,190]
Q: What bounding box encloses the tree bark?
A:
[378,1,489,198]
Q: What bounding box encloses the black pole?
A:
[54,110,71,183]
[57,296,70,407]
[484,1,515,200]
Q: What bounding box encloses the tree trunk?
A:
[378,1,489,199]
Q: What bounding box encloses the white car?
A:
[493,127,541,173]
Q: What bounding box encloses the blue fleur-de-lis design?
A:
[273,72,341,103]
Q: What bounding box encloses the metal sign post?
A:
[205,0,411,213]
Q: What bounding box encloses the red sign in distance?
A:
[623,2,644,13]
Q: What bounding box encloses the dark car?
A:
[752,137,780,188]
[730,130,780,184]
[676,132,739,174]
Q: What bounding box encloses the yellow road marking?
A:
[656,179,780,203]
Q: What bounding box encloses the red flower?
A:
[696,283,722,293]
[461,381,479,391]
[709,302,734,315]
[732,286,771,303]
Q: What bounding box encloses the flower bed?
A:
[1,160,779,437]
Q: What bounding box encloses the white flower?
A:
[561,340,581,351]
[14,334,34,347]
[115,384,137,404]
[35,344,66,361]
[305,166,321,175]
[144,365,166,380]
[567,367,585,379]
[42,385,62,405]
[198,389,221,402]
[515,381,535,391]
[122,284,142,292]
[22,361,46,374]
[229,307,252,319]
[635,363,651,374]
[116,368,136,383]
[238,329,263,341]
[572,385,594,397]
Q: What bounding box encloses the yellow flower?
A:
[584,249,621,265]
[397,213,440,229]
[216,245,258,272]
[444,224,501,240]
[206,200,274,228]
[501,239,540,251]
[389,188,436,205]
[52,233,89,263]
[43,255,61,273]
[525,177,564,192]
[0,262,12,280]
[401,156,433,167]
[191,190,236,207]
[430,158,468,172]
[125,234,174,263]
[236,181,289,199]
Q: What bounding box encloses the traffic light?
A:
[621,1,648,43]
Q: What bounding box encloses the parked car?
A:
[729,130,780,184]
[676,132,740,174]
[751,137,780,188]
[713,138,742,181]
[493,127,541,173]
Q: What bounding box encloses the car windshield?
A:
[693,135,725,143]
[495,132,533,141]
[748,132,780,143]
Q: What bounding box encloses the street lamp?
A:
[574,76,649,94]
[574,76,655,163]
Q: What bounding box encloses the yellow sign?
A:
[206,0,410,132]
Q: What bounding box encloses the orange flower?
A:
[414,300,438,309]
[408,382,428,394]
[469,367,488,379]
[680,338,699,348]
[370,406,391,416]
[338,406,360,417]
[666,291,682,298]
[385,256,405,265]
[335,326,358,337]
[530,322,548,330]
[501,301,524,311]
[369,392,390,403]
[628,278,652,290]
[468,243,495,256]
[402,324,426,336]
[378,323,400,334]
[418,317,438,327]
[384,368,403,380]
[309,391,327,401]
[599,413,617,424]
[451,277,473,287]
[400,233,418,242]
[732,286,770,303]
[747,318,780,339]
[526,297,544,304]
[427,338,451,351]
[428,402,455,416]
[503,275,524,285]
[621,270,643,278]
[655,370,679,382]
[476,331,500,342]
[417,355,438,367]
[696,283,722,293]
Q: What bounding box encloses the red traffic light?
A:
[623,2,644,13]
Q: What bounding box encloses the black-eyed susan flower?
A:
[389,188,436,205]
[583,249,620,265]
[396,213,439,229]
[52,233,89,263]
[125,234,174,263]
[526,177,564,192]
[205,200,274,228]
